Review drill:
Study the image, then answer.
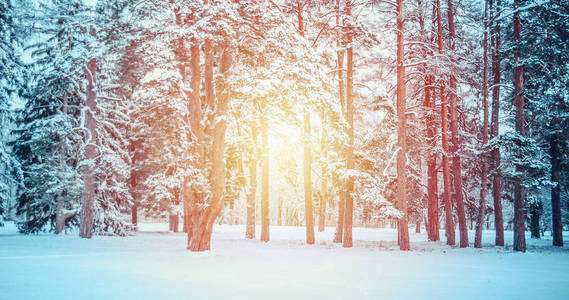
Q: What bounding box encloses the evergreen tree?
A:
[0,0,23,226]
[521,0,569,246]
[11,0,132,235]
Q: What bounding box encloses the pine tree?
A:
[512,0,526,253]
[434,0,455,246]
[342,0,356,248]
[0,0,23,226]
[446,0,469,248]
[333,0,346,244]
[12,0,132,236]
[489,0,505,247]
[475,0,491,248]
[521,0,569,247]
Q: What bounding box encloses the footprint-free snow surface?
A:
[1,223,568,299]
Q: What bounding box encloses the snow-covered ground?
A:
[1,222,568,299]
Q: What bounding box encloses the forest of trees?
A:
[0,0,568,252]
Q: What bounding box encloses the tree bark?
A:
[426,76,439,241]
[296,0,314,245]
[260,117,270,242]
[435,0,455,246]
[319,114,327,232]
[79,57,97,239]
[334,191,345,243]
[304,111,315,244]
[490,0,504,247]
[421,1,439,242]
[512,0,526,252]
[342,0,355,249]
[550,133,563,246]
[246,126,257,239]
[319,175,327,232]
[170,2,199,242]
[395,0,410,251]
[185,33,205,250]
[333,0,345,244]
[186,37,232,252]
[426,151,438,241]
[475,0,490,248]
[446,0,468,248]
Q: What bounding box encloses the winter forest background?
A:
[1,0,569,298]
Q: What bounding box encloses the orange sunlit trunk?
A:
[333,0,345,244]
[395,0,410,251]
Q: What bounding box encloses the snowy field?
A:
[1,223,568,300]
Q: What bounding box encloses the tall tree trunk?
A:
[128,112,137,232]
[130,163,138,231]
[246,126,258,239]
[550,133,563,246]
[333,0,345,244]
[423,2,438,241]
[260,117,270,242]
[426,134,439,241]
[319,172,327,232]
[475,0,490,248]
[425,75,438,241]
[304,111,315,244]
[334,191,345,243]
[446,0,468,248]
[79,57,97,239]
[171,2,198,239]
[436,0,455,246]
[319,114,327,232]
[395,0,410,251]
[297,0,314,245]
[185,33,204,250]
[490,0,504,247]
[187,37,232,251]
[417,0,436,241]
[512,0,526,252]
[343,0,355,249]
